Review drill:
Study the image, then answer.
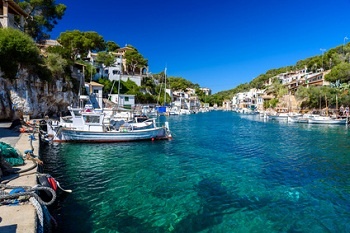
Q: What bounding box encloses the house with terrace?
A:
[87,47,148,87]
[304,70,330,87]
[232,88,264,112]
[0,0,28,30]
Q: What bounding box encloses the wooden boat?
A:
[308,116,348,125]
[47,106,172,142]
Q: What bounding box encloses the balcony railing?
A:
[0,15,25,31]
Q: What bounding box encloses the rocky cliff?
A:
[0,69,77,121]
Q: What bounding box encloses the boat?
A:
[306,95,348,125]
[267,112,289,121]
[168,106,180,115]
[287,115,309,123]
[308,116,348,125]
[179,108,191,115]
[267,106,302,121]
[47,106,172,142]
[141,105,158,118]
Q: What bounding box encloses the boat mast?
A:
[336,94,338,116]
[325,94,328,116]
[164,67,167,106]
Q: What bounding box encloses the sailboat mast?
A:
[164,68,167,106]
[336,94,338,115]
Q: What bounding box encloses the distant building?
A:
[222,100,232,111]
[231,88,264,111]
[37,40,61,56]
[304,70,330,87]
[200,87,211,95]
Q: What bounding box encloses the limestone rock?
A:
[0,70,77,121]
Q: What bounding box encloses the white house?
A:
[231,88,265,111]
[200,87,211,96]
[108,94,135,108]
[87,47,145,87]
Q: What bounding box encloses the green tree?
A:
[168,77,196,90]
[58,30,106,60]
[140,75,157,95]
[98,78,118,95]
[124,79,140,94]
[96,52,115,68]
[0,28,41,80]
[268,98,279,108]
[17,0,66,41]
[268,78,287,98]
[45,53,68,80]
[46,44,71,60]
[124,47,148,75]
[105,41,120,52]
[325,62,350,83]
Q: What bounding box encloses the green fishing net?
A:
[0,142,24,166]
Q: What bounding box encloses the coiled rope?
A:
[0,184,56,206]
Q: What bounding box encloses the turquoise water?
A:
[41,111,350,233]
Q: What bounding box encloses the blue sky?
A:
[50,0,350,93]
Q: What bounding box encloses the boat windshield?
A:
[83,115,100,123]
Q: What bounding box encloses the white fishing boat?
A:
[47,106,172,142]
[308,116,348,125]
[267,112,289,121]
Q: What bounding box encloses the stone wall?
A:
[0,69,77,121]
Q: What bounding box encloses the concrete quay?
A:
[0,122,40,233]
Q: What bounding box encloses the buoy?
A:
[20,128,25,133]
[152,138,154,141]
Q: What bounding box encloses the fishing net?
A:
[0,142,24,166]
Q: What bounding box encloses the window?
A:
[83,115,100,124]
[93,89,99,94]
[104,69,108,74]
[125,97,129,101]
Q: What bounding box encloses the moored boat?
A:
[287,116,309,123]
[47,106,172,142]
[308,116,348,125]
[267,113,289,121]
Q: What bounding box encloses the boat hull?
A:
[267,115,289,121]
[52,127,169,142]
[308,118,347,125]
[287,116,309,123]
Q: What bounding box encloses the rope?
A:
[30,197,44,233]
[0,160,38,185]
[0,184,57,206]
[0,170,38,185]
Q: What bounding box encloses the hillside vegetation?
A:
[211,43,350,109]
[1,0,350,109]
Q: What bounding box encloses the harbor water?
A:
[41,111,350,233]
